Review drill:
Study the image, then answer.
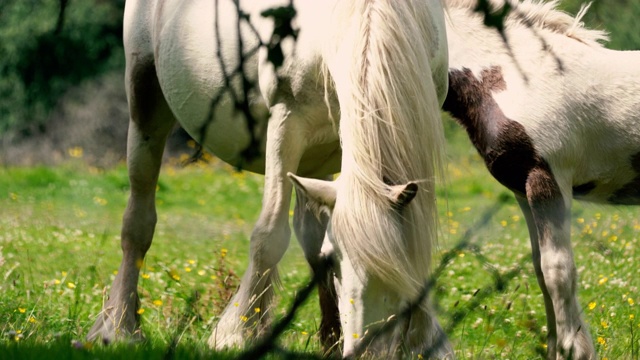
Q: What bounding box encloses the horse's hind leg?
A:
[293,181,341,353]
[520,169,595,360]
[87,58,175,343]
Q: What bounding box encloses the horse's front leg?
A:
[523,168,595,360]
[210,104,306,349]
[87,60,176,343]
[292,181,341,352]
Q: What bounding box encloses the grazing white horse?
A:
[444,0,636,358]
[87,0,451,357]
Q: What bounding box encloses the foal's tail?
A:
[323,0,447,298]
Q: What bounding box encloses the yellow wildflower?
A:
[167,269,180,281]
[93,196,108,206]
[68,147,84,158]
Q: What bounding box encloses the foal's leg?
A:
[292,183,341,352]
[522,168,595,360]
[87,59,175,342]
[516,194,558,357]
[210,104,306,349]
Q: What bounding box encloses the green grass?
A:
[1,121,639,358]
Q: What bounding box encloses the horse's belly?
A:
[153,0,342,175]
[154,0,270,172]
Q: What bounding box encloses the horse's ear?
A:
[388,182,418,210]
[287,173,337,212]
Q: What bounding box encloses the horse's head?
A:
[288,172,438,354]
[287,172,420,281]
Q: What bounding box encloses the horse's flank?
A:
[446,0,640,202]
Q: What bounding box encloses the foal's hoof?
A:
[558,332,596,360]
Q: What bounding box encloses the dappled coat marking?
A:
[444,66,548,196]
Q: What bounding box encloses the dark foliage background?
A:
[0,0,125,135]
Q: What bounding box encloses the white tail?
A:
[323,0,447,298]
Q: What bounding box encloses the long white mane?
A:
[447,0,609,46]
[323,0,446,299]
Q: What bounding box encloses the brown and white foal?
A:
[444,0,640,359]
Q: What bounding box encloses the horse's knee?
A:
[540,251,577,295]
[250,218,291,268]
[121,202,156,255]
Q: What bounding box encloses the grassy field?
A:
[1,120,639,359]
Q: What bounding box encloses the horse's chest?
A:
[481,120,540,195]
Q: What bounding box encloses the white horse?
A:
[87,0,451,357]
[444,0,637,358]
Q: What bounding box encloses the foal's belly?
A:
[571,157,640,205]
[548,150,640,205]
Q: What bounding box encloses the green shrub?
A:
[0,0,124,134]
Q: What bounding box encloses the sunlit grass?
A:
[1,122,639,358]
